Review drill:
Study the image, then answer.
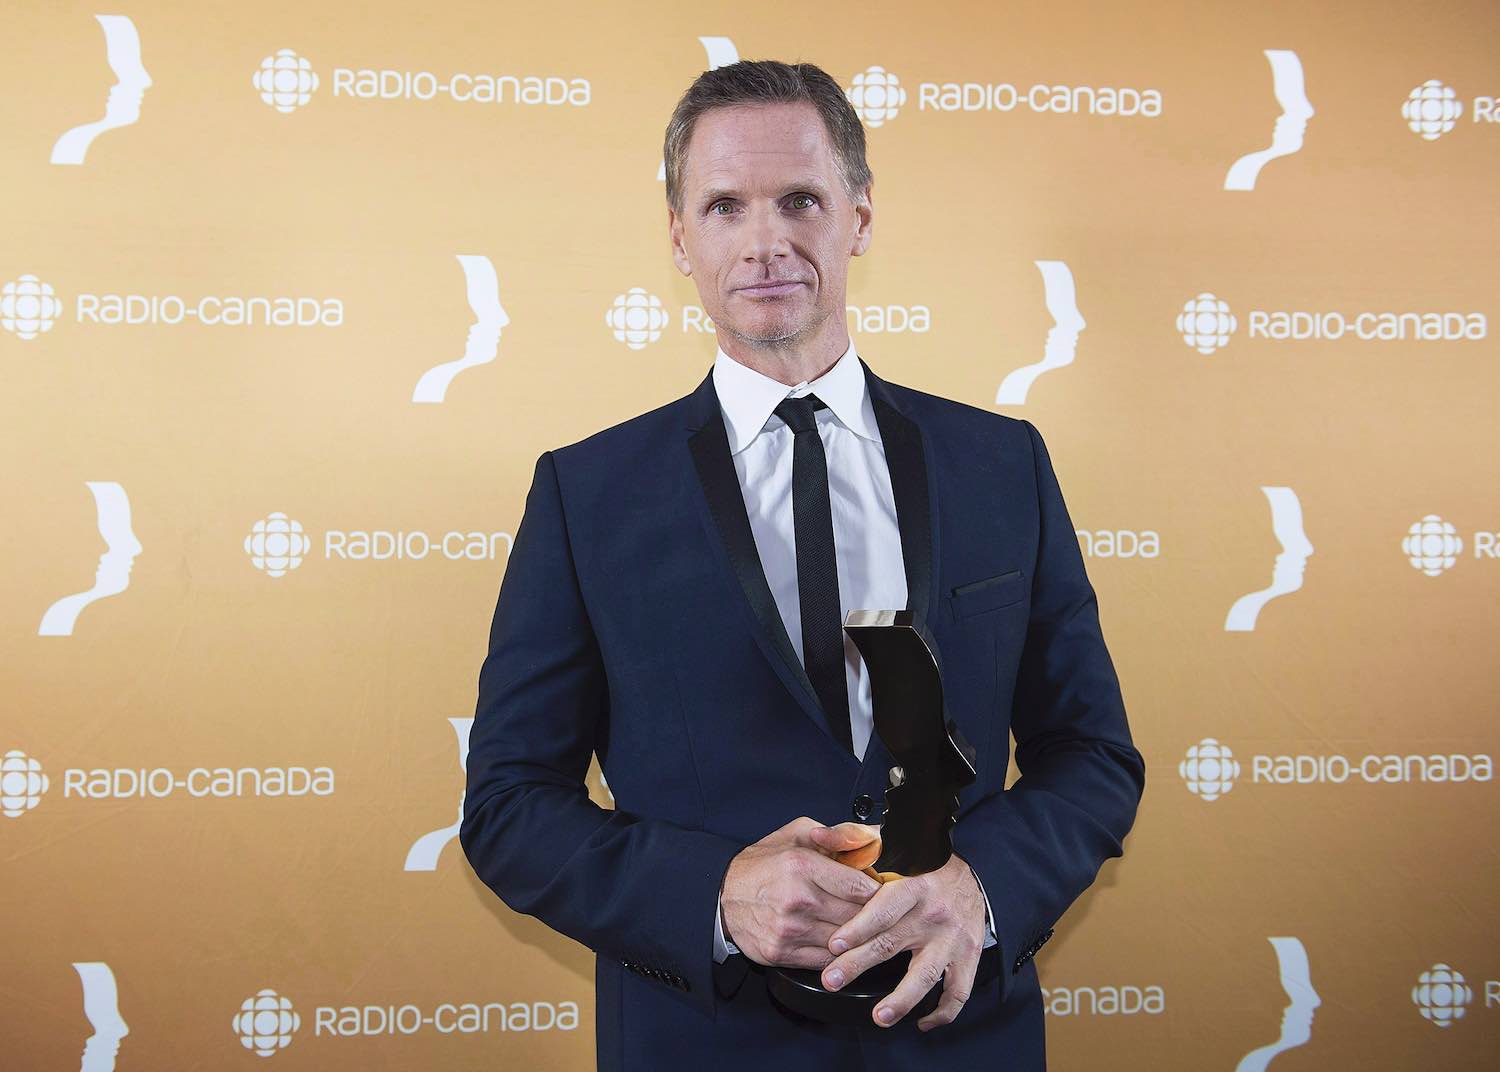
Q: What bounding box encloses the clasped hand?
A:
[719,817,986,1030]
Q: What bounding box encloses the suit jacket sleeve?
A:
[460,450,743,1019]
[950,419,1146,1004]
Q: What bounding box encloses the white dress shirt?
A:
[707,340,996,962]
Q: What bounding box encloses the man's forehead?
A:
[687,103,835,184]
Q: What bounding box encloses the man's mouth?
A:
[735,281,804,297]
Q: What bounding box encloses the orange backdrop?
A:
[3,1,1497,1068]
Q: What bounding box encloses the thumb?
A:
[808,821,881,853]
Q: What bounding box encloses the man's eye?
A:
[789,194,815,209]
[711,201,734,215]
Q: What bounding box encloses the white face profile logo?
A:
[1403,515,1463,576]
[1176,292,1238,355]
[232,989,300,1057]
[51,16,152,166]
[1,749,49,818]
[1235,938,1320,1072]
[1226,487,1313,632]
[1179,738,1239,801]
[847,66,907,128]
[1,275,64,340]
[1412,963,1473,1027]
[412,256,509,403]
[244,513,311,578]
[253,49,320,114]
[39,482,143,637]
[607,287,670,350]
[74,962,128,1071]
[995,261,1084,405]
[1402,81,1463,141]
[1225,50,1313,192]
[658,37,740,180]
[404,717,475,872]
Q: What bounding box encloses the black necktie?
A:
[773,394,853,753]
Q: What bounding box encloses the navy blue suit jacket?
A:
[461,360,1145,1070]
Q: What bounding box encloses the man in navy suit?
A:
[461,60,1144,1070]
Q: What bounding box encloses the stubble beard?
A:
[718,297,833,355]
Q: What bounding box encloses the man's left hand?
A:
[811,845,987,1031]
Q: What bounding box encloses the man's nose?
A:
[741,203,792,263]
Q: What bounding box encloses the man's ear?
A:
[668,209,692,276]
[850,183,874,258]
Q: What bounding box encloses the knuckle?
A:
[871,932,899,960]
[923,893,952,924]
[917,961,943,988]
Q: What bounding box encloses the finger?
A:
[770,943,838,971]
[801,851,882,905]
[758,919,841,971]
[828,878,920,954]
[807,821,880,853]
[751,901,845,969]
[917,944,979,1032]
[873,947,948,1028]
[774,816,822,844]
[803,889,870,928]
[820,914,915,993]
[833,837,883,872]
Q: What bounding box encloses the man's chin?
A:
[724,323,805,348]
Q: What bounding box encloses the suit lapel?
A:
[865,362,937,638]
[854,362,942,799]
[685,374,830,740]
[682,360,940,755]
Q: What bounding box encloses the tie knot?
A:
[774,394,827,435]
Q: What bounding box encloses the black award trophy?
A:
[766,609,977,1026]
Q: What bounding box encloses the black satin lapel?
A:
[686,410,831,739]
[872,397,934,632]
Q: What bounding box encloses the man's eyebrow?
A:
[697,179,834,208]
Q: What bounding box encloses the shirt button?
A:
[852,795,874,821]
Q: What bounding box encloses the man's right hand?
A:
[720,817,883,970]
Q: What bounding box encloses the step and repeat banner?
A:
[3,0,1497,1068]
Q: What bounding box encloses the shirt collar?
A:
[711,338,879,455]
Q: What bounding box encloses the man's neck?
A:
[716,330,850,387]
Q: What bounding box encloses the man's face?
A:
[669,101,872,354]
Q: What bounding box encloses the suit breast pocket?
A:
[950,568,1027,621]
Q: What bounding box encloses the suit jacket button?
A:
[852,795,874,821]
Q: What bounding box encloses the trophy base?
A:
[766,954,942,1027]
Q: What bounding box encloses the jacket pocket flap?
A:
[950,569,1026,619]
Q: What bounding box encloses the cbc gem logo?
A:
[1179,738,1240,802]
[1,750,49,818]
[1403,515,1463,577]
[253,50,320,114]
[1411,964,1473,1027]
[846,66,907,128]
[1,275,64,340]
[1402,80,1462,142]
[233,989,301,1056]
[1175,293,1237,356]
